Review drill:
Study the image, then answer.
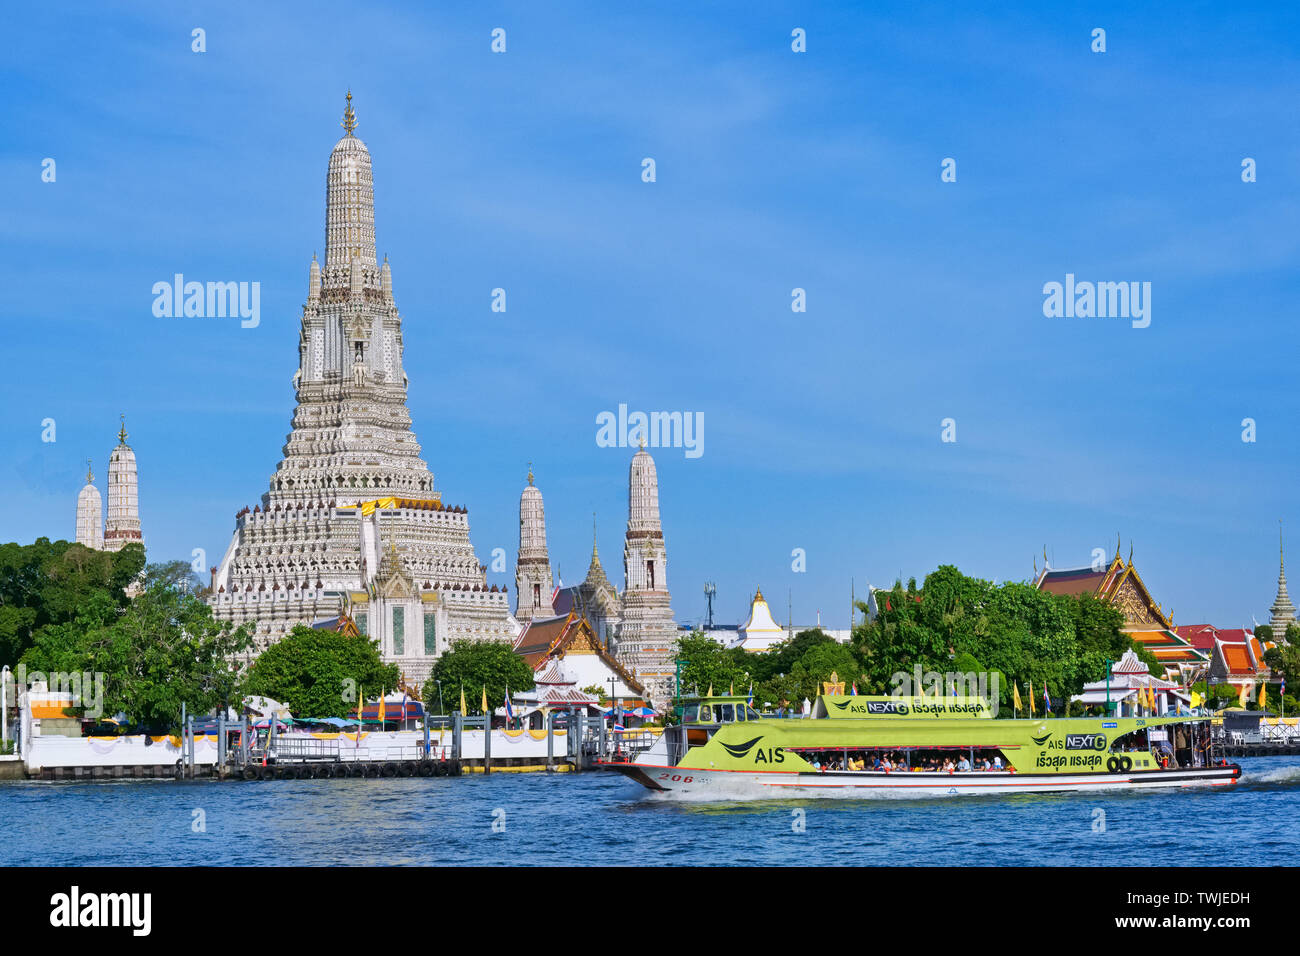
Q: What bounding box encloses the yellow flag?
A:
[356,685,363,734]
[378,693,386,725]
[730,681,734,697]
[1190,689,1204,709]
[1028,681,1035,717]
[1259,682,1268,710]
[1013,682,1022,715]
[1238,683,1248,709]
[460,684,467,715]
[706,684,713,697]
[481,684,488,716]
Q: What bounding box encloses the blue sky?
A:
[4,2,1299,630]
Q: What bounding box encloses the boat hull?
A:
[606,762,1242,798]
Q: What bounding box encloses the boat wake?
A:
[1238,764,1300,788]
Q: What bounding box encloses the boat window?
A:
[682,704,699,723]
[718,704,735,723]
[699,705,714,723]
[744,707,762,721]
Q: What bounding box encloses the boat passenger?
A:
[992,755,1003,769]
[957,755,971,771]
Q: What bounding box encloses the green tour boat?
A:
[603,693,1240,797]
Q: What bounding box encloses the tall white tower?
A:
[514,466,555,624]
[208,93,515,678]
[104,416,143,552]
[75,459,103,550]
[618,443,676,705]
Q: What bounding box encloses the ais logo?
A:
[719,736,785,764]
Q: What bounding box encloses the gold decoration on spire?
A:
[527,461,534,486]
[341,90,357,135]
[118,414,127,444]
[1115,533,1121,562]
[86,459,94,484]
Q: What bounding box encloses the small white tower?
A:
[514,465,554,624]
[75,460,103,550]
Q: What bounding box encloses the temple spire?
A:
[515,468,553,623]
[86,459,94,484]
[1270,520,1296,639]
[118,414,127,444]
[341,90,357,135]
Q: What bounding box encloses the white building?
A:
[209,94,516,681]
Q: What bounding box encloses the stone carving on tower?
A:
[616,442,677,706]
[75,460,103,551]
[1269,522,1296,641]
[514,466,555,625]
[104,416,143,552]
[208,94,516,681]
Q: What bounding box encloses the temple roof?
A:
[1035,550,1171,630]
[1036,566,1111,597]
[1127,628,1205,663]
[514,609,644,696]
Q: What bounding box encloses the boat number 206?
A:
[658,773,695,783]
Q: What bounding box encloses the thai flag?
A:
[504,687,514,721]
[851,683,858,696]
[747,683,754,706]
[1043,685,1053,711]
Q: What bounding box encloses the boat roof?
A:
[722,714,1205,747]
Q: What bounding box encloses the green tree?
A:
[673,632,751,699]
[0,538,144,665]
[242,624,399,718]
[425,639,535,715]
[21,559,251,731]
[1264,643,1300,689]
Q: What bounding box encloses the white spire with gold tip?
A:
[75,459,103,550]
[104,415,142,552]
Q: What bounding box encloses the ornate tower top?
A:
[325,93,376,270]
[86,459,94,484]
[627,446,662,533]
[118,414,128,444]
[341,89,357,135]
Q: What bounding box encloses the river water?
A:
[3,757,1297,866]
